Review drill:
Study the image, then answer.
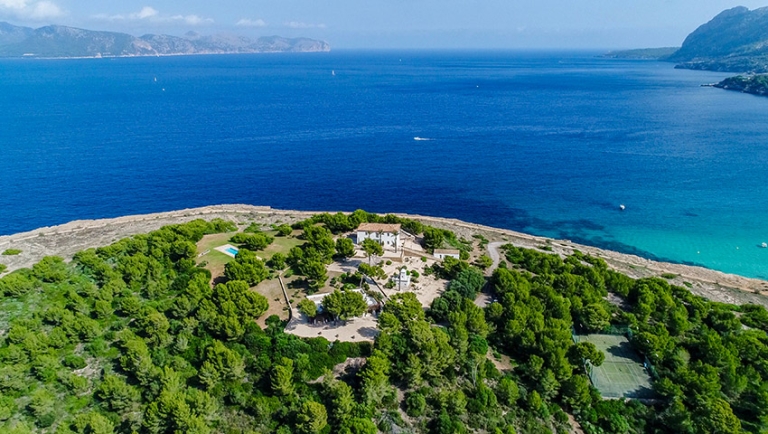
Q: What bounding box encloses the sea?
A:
[1,50,767,279]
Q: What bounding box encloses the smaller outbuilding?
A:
[392,267,411,289]
[433,249,461,260]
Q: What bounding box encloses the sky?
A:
[0,0,767,49]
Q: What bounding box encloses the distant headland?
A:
[0,21,330,58]
[605,6,768,97]
[708,74,768,97]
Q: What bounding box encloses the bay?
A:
[1,50,767,278]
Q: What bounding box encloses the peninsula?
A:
[0,22,330,58]
[605,6,768,73]
[0,205,766,433]
[605,6,768,97]
[710,74,768,97]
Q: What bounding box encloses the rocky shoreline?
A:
[708,74,768,97]
[1,204,766,307]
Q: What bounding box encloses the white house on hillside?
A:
[356,223,401,251]
[434,249,461,260]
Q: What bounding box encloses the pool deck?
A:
[214,244,239,258]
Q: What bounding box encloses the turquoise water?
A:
[0,51,766,278]
[226,247,239,256]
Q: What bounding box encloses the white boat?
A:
[761,242,767,248]
[619,204,626,211]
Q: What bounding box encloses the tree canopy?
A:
[1,212,767,434]
[360,239,382,265]
[322,290,368,321]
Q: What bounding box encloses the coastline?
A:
[4,50,332,61]
[1,204,766,307]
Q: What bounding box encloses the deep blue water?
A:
[1,51,767,278]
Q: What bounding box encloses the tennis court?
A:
[578,334,655,399]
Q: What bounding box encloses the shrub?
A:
[405,392,426,417]
[0,271,37,296]
[268,253,287,270]
[209,218,237,233]
[386,260,392,265]
[475,255,493,269]
[244,222,263,233]
[298,299,317,318]
[2,249,21,256]
[276,224,293,237]
[63,354,87,369]
[230,233,274,251]
[0,264,6,273]
[32,256,68,283]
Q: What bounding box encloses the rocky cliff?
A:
[668,6,768,73]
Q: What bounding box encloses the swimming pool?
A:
[226,247,239,256]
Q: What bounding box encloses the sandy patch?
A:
[285,309,380,342]
[372,255,449,307]
[253,277,290,327]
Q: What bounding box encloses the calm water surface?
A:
[1,51,767,278]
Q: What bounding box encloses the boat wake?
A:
[413,137,432,141]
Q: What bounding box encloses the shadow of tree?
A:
[606,341,639,360]
[357,327,380,339]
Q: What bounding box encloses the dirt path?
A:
[567,413,586,434]
[487,241,505,272]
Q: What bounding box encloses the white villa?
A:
[356,223,401,251]
[434,249,461,260]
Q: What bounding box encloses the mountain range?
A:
[0,22,330,58]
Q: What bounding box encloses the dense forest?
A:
[0,212,766,434]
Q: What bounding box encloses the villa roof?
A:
[357,223,401,233]
[434,249,461,255]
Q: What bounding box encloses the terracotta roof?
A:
[357,223,401,232]
[434,249,461,255]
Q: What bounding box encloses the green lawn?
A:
[260,231,305,258]
[196,231,306,277]
[196,232,237,274]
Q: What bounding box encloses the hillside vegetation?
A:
[0,22,330,58]
[0,212,766,434]
[713,74,768,96]
[667,6,768,73]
